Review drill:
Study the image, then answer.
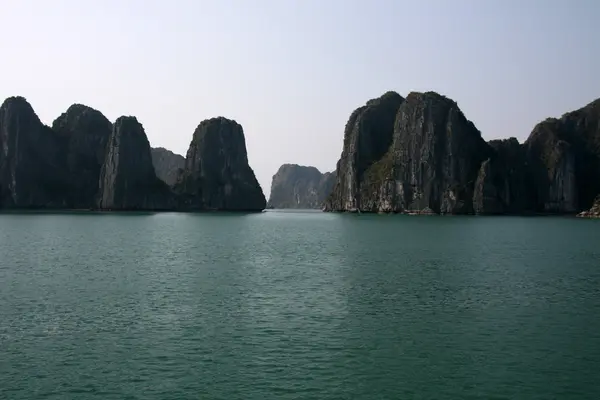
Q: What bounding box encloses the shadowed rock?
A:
[525,98,600,213]
[326,90,600,215]
[325,91,489,214]
[387,92,490,214]
[473,138,536,214]
[325,91,404,211]
[0,97,68,208]
[98,116,173,210]
[52,104,112,208]
[174,117,266,211]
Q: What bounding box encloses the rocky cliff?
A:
[325,91,490,214]
[52,104,112,208]
[174,117,266,211]
[325,91,600,215]
[267,164,335,209]
[98,117,173,210]
[0,97,68,208]
[151,147,185,186]
[325,91,404,211]
[525,98,600,213]
[473,138,536,214]
[0,96,266,212]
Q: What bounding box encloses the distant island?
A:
[2,91,600,217]
[0,97,265,211]
[267,164,335,209]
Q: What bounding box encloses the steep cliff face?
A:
[151,147,185,186]
[473,138,535,214]
[0,97,68,208]
[175,117,266,211]
[388,92,490,214]
[98,116,172,210]
[325,91,404,211]
[325,91,489,214]
[319,172,336,207]
[267,164,335,209]
[525,98,600,213]
[52,104,112,208]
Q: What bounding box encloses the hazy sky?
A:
[1,0,599,196]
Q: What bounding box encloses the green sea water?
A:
[1,211,599,399]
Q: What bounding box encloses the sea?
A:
[1,210,599,399]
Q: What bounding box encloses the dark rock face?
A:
[174,117,266,211]
[0,97,68,208]
[151,147,185,186]
[473,138,536,214]
[52,104,112,208]
[577,195,600,218]
[326,91,600,215]
[0,96,265,212]
[525,98,600,213]
[325,91,489,214]
[325,91,404,211]
[267,164,336,209]
[388,92,490,214]
[98,117,173,210]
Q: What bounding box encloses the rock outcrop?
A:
[174,117,266,211]
[267,164,336,209]
[0,96,266,212]
[0,97,68,208]
[325,91,600,215]
[2,92,599,215]
[325,91,404,211]
[98,117,173,210]
[325,91,489,214]
[52,104,112,208]
[525,98,600,213]
[473,138,536,214]
[577,195,600,218]
[151,147,185,186]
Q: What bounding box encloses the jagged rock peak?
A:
[366,90,403,106]
[0,96,39,120]
[52,103,111,135]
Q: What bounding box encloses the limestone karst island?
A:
[2,92,598,217]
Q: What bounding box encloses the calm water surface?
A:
[1,211,599,399]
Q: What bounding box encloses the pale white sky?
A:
[1,0,599,196]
